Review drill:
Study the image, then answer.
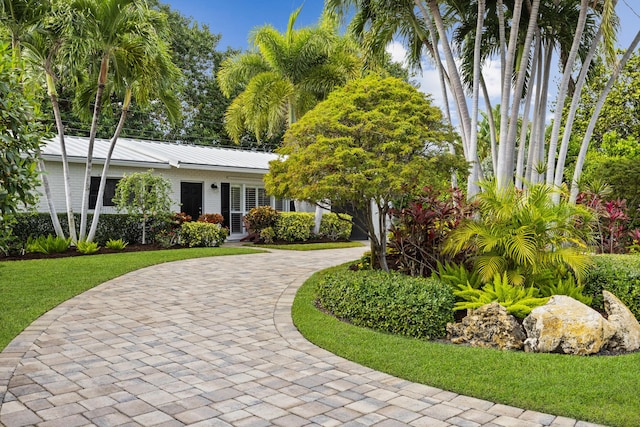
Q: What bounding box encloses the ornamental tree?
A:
[265,75,467,271]
[112,170,172,244]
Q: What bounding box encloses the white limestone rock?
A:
[603,290,640,352]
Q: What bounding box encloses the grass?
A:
[250,241,365,251]
[293,264,640,427]
[0,246,264,351]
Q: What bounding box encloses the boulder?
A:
[523,296,615,355]
[603,290,640,352]
[447,302,526,350]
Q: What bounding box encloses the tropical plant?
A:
[112,170,173,244]
[180,221,228,247]
[197,213,224,224]
[388,187,476,277]
[537,275,592,306]
[76,240,100,254]
[105,238,128,250]
[26,235,71,254]
[445,182,594,286]
[243,206,279,234]
[217,6,359,143]
[453,272,549,319]
[437,261,483,291]
[266,75,465,271]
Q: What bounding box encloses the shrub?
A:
[274,212,314,242]
[198,213,224,224]
[437,261,483,290]
[389,187,475,277]
[26,235,71,254]
[316,269,455,339]
[244,206,279,233]
[260,227,276,244]
[583,254,640,320]
[537,275,592,305]
[319,213,352,241]
[76,240,100,255]
[453,273,549,319]
[105,238,128,250]
[180,222,228,247]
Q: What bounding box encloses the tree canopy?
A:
[265,75,466,270]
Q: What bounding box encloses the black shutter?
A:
[89,177,99,209]
[221,182,230,228]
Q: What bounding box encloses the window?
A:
[89,177,120,209]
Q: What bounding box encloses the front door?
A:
[180,182,203,220]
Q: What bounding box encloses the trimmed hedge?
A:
[316,269,455,339]
[11,213,170,247]
[180,222,228,247]
[584,254,640,320]
[274,212,315,242]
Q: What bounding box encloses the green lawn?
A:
[0,246,264,351]
[250,241,365,251]
[293,264,640,427]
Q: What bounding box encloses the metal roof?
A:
[41,136,280,173]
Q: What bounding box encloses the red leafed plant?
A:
[198,213,224,224]
[388,187,476,277]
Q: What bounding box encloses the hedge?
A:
[318,212,353,241]
[274,212,315,242]
[583,254,640,320]
[315,269,455,340]
[180,222,228,247]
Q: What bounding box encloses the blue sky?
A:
[163,1,639,51]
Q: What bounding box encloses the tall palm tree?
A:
[66,0,180,241]
[217,7,359,143]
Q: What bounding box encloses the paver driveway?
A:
[0,247,603,427]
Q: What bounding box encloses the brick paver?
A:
[0,246,605,426]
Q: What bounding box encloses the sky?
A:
[163,0,640,116]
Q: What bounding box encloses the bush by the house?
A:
[198,213,224,224]
[583,254,640,320]
[318,212,352,241]
[316,269,455,339]
[274,212,315,242]
[244,206,279,233]
[180,222,228,247]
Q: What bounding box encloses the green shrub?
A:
[260,227,276,244]
[244,206,279,233]
[274,212,314,242]
[26,235,71,254]
[319,213,352,240]
[316,269,455,339]
[105,238,128,250]
[180,222,228,247]
[437,261,483,290]
[583,254,640,320]
[76,240,100,255]
[454,273,549,318]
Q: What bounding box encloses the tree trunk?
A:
[79,54,109,241]
[467,0,485,197]
[480,75,497,175]
[570,31,640,203]
[545,0,589,185]
[552,25,603,200]
[87,89,131,242]
[515,35,539,189]
[37,160,65,238]
[47,73,77,242]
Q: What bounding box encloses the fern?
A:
[26,235,71,254]
[454,272,549,318]
[537,275,592,305]
[76,240,100,255]
[437,261,482,290]
[105,238,128,250]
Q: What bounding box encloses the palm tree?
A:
[65,0,180,241]
[218,7,359,231]
[217,7,359,142]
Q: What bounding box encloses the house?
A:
[36,136,308,239]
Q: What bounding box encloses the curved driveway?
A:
[0,247,602,427]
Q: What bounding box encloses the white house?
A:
[37,136,309,240]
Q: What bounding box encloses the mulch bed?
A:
[0,243,184,262]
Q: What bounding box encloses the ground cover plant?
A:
[0,247,264,351]
[293,264,640,427]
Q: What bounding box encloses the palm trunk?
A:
[47,73,78,242]
[545,0,589,185]
[79,54,109,241]
[424,0,472,158]
[552,25,603,198]
[37,160,65,238]
[496,0,506,83]
[570,31,640,203]
[467,0,485,197]
[87,89,131,242]
[515,35,539,189]
[480,75,497,175]
[501,0,540,188]
[496,0,524,189]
